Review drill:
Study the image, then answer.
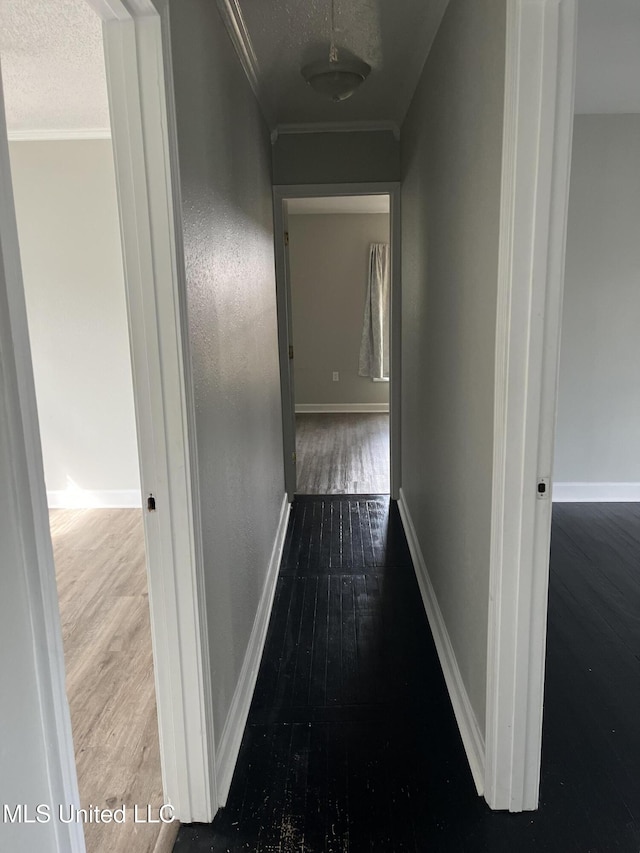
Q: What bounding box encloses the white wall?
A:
[169,0,285,742]
[9,139,141,507]
[400,0,506,736]
[288,212,390,406]
[554,114,640,500]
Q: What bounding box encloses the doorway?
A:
[2,3,165,851]
[539,2,640,843]
[0,0,214,848]
[274,183,401,500]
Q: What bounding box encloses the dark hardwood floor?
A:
[174,500,640,852]
[295,414,389,494]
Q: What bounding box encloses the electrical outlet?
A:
[332,371,339,382]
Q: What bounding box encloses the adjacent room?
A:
[285,194,391,495]
[0,2,165,851]
[544,2,640,847]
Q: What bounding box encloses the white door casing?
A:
[486,0,577,812]
[273,182,402,500]
[0,5,216,849]
[97,0,216,822]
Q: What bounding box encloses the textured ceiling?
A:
[575,0,640,114]
[0,0,109,134]
[238,0,449,127]
[4,0,638,137]
[287,195,390,215]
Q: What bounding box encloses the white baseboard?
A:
[553,482,640,502]
[295,402,389,413]
[47,489,142,509]
[397,488,485,796]
[215,493,291,806]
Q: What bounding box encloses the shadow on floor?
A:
[174,498,640,852]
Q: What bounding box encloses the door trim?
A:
[1,0,217,833]
[273,182,401,500]
[486,0,577,812]
[100,1,216,822]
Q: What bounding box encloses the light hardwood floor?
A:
[295,413,390,494]
[50,509,176,853]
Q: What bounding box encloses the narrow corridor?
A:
[175,496,480,851]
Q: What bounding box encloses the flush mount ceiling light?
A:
[301,0,371,102]
[302,56,371,102]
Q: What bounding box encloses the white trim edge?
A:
[46,489,142,509]
[215,0,273,126]
[6,129,111,142]
[103,6,216,822]
[398,488,485,795]
[215,494,291,806]
[295,403,389,414]
[553,482,640,502]
[486,0,577,814]
[273,181,401,501]
[274,121,401,141]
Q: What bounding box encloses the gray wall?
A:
[555,114,640,484]
[169,0,285,738]
[273,131,400,185]
[289,213,390,405]
[9,140,140,504]
[400,0,506,733]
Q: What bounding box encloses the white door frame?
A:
[273,182,402,500]
[0,76,86,853]
[1,0,216,840]
[485,0,577,811]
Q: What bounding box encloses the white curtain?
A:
[358,242,390,380]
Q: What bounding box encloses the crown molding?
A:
[272,120,401,143]
[216,0,274,126]
[6,128,111,142]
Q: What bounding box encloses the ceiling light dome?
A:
[301,57,371,102]
[302,0,370,102]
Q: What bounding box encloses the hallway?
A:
[174,494,477,850]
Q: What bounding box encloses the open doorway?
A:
[0,0,214,844]
[538,1,640,844]
[1,1,170,850]
[288,194,390,494]
[274,184,401,500]
[8,136,164,853]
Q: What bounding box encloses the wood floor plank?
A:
[295,413,390,495]
[308,576,330,709]
[50,509,165,853]
[291,577,317,708]
[174,499,640,853]
[279,722,311,852]
[303,722,330,853]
